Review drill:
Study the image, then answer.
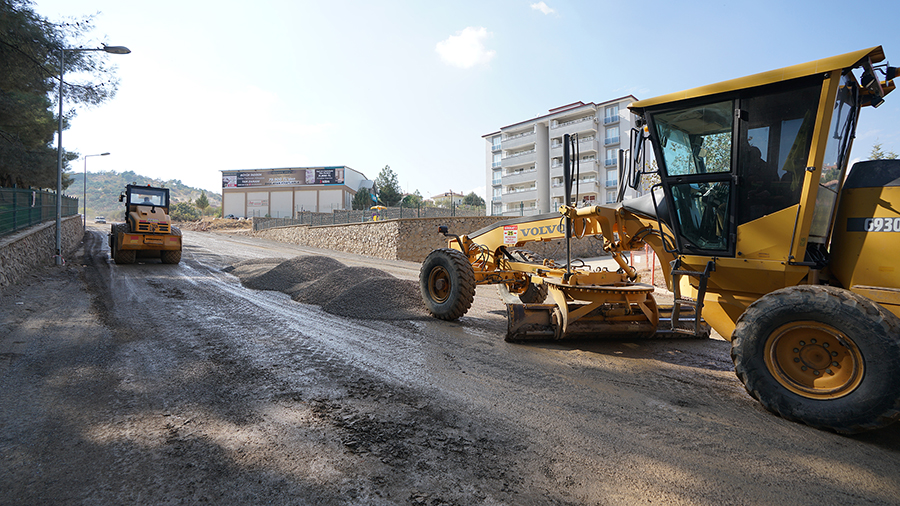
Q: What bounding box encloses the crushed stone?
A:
[229,255,427,321]
[241,256,346,292]
[223,257,286,278]
[290,267,393,306]
[323,278,429,320]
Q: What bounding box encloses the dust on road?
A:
[1,228,899,505]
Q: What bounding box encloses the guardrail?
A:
[0,188,79,237]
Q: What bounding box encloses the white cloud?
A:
[435,27,496,69]
[531,2,556,15]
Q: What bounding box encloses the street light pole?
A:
[56,44,130,265]
[83,152,110,229]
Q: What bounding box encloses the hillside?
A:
[67,170,222,220]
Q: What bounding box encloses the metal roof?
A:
[629,46,886,112]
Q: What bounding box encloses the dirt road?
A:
[1,227,899,505]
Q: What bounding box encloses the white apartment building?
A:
[484,97,640,216]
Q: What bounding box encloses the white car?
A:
[94,216,106,224]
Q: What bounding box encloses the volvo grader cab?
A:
[108,184,182,264]
[419,46,900,433]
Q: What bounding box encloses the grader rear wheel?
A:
[731,285,900,433]
[419,248,476,320]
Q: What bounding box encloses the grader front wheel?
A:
[731,285,900,433]
[498,279,548,304]
[419,248,476,320]
[498,249,548,304]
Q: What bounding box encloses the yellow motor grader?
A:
[420,46,900,433]
[108,184,182,264]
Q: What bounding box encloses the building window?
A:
[491,135,501,151]
[607,169,618,187]
[605,148,617,167]
[605,126,620,145]
[604,104,619,124]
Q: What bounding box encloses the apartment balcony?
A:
[503,202,540,217]
[502,188,537,204]
[491,143,502,152]
[606,179,618,187]
[551,115,598,137]
[578,158,598,171]
[501,129,535,150]
[548,157,597,176]
[603,115,620,125]
[551,134,596,148]
[605,158,617,167]
[503,168,537,185]
[604,136,620,146]
[492,178,502,185]
[501,149,536,168]
[579,135,598,153]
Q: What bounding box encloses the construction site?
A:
[2,46,900,504]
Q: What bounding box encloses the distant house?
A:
[430,191,465,208]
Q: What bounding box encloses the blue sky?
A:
[35,0,900,199]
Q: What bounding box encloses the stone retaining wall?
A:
[0,216,85,287]
[252,216,606,263]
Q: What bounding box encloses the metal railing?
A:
[253,203,486,231]
[0,188,79,237]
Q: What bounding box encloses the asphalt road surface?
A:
[1,226,899,505]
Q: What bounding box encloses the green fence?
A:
[0,188,80,237]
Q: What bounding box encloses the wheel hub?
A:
[428,266,451,303]
[765,322,864,399]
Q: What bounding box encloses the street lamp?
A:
[83,152,110,229]
[56,44,130,265]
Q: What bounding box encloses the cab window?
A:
[736,82,821,225]
[654,101,733,176]
[653,100,734,253]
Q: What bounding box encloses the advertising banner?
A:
[223,167,345,188]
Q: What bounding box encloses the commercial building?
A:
[484,97,641,216]
[221,166,369,218]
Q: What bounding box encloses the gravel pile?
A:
[222,257,285,278]
[229,255,428,320]
[323,278,430,320]
[241,256,345,292]
[291,267,392,306]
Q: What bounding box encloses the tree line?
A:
[1,0,120,189]
[351,165,485,210]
